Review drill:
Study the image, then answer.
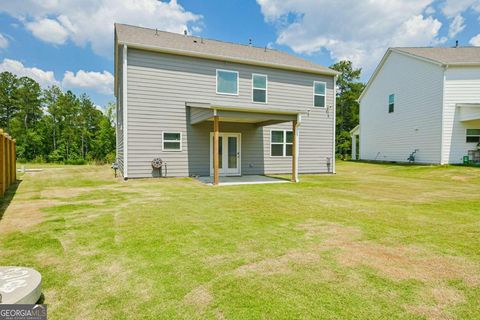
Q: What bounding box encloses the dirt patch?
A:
[183,285,213,312]
[0,199,57,233]
[406,286,465,320]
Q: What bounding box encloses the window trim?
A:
[388,93,395,113]
[466,129,480,143]
[162,131,182,152]
[270,129,293,157]
[252,73,268,104]
[313,81,326,108]
[216,69,239,96]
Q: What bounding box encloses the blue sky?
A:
[0,0,479,109]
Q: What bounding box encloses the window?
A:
[216,69,238,95]
[313,81,326,107]
[252,74,267,103]
[466,129,480,143]
[271,130,293,157]
[388,94,395,113]
[162,132,182,151]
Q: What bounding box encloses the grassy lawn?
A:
[1,162,479,319]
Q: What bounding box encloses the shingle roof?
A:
[115,23,338,76]
[393,47,480,65]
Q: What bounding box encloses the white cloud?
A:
[0,58,58,87]
[448,15,466,38]
[62,70,114,95]
[257,0,442,74]
[470,34,480,46]
[0,0,202,56]
[25,18,69,45]
[0,58,114,95]
[442,0,480,17]
[0,33,8,49]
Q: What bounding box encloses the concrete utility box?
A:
[0,266,42,304]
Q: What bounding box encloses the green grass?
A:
[1,162,479,319]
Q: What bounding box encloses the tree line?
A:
[330,60,365,158]
[0,71,115,164]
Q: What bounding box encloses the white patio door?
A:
[210,133,241,176]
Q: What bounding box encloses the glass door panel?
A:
[228,136,237,169]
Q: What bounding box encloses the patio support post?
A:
[213,115,219,185]
[292,120,297,182]
[0,130,4,196]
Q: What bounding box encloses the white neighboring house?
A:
[357,47,480,164]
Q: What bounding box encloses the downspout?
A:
[332,75,337,173]
[123,44,128,179]
[294,113,302,182]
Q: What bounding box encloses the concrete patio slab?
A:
[196,175,290,186]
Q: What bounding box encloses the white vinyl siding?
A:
[359,51,444,163]
[252,74,267,103]
[216,69,239,95]
[442,67,480,164]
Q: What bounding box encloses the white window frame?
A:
[388,93,395,113]
[466,129,480,143]
[162,131,182,152]
[216,69,239,96]
[270,129,293,157]
[252,73,268,103]
[313,81,326,108]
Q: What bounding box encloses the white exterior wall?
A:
[360,52,444,163]
[442,67,480,163]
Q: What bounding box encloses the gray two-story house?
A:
[114,24,338,184]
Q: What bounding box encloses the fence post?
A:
[0,129,4,197]
[12,139,16,182]
[5,134,10,189]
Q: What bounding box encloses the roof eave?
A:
[118,41,340,77]
[358,49,393,102]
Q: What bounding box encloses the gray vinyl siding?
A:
[125,49,334,178]
[116,46,124,176]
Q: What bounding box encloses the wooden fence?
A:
[0,129,17,197]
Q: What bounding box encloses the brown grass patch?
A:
[337,243,480,285]
[296,221,480,286]
[406,286,465,320]
[235,250,320,276]
[183,285,213,311]
[0,199,57,233]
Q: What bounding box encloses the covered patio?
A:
[187,102,303,185]
[196,175,290,186]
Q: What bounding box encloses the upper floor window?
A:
[271,130,293,157]
[162,132,182,151]
[216,69,238,95]
[466,129,480,143]
[388,94,395,113]
[313,81,326,107]
[252,74,267,103]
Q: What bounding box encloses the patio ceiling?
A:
[187,102,302,126]
[457,103,480,122]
